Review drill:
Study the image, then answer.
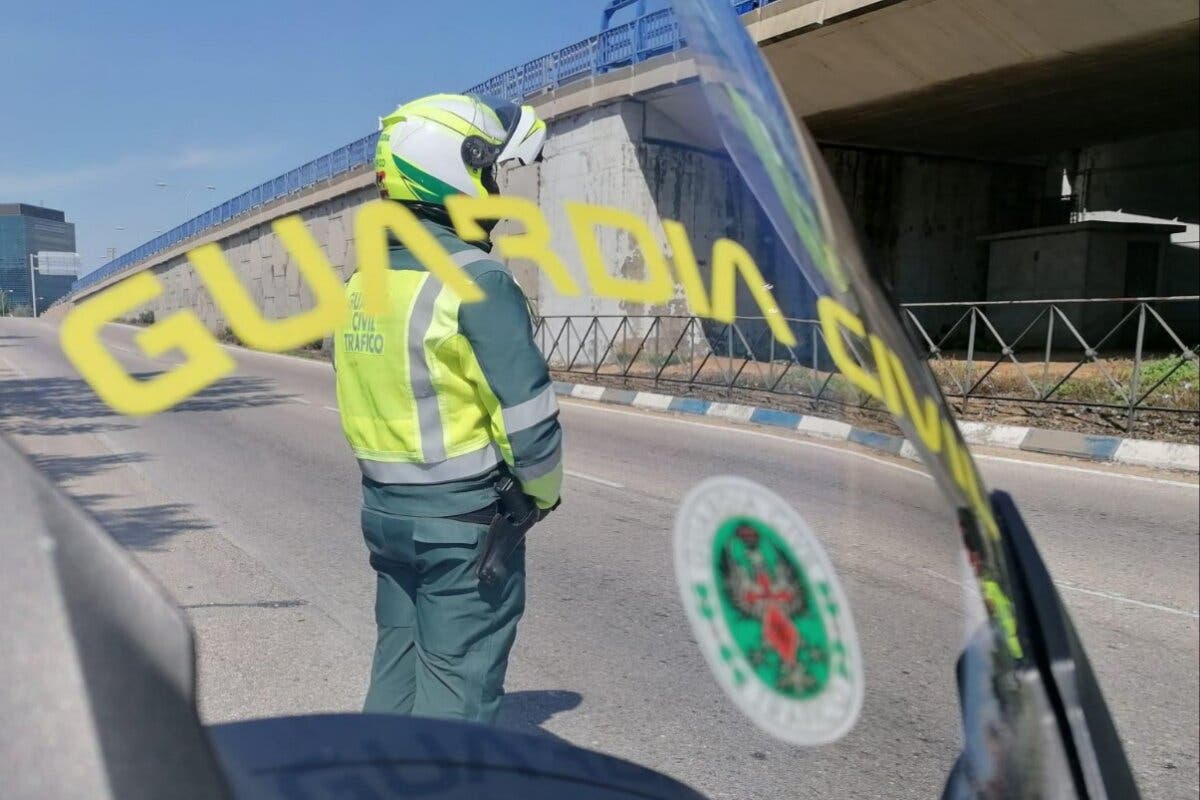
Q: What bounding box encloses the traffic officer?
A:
[333,93,561,723]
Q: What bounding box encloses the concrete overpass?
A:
[537,0,1199,157]
[56,0,1199,343]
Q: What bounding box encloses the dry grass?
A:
[555,347,1199,414]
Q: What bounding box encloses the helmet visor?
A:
[469,93,545,167]
[469,94,523,143]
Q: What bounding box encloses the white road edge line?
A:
[560,398,931,479]
[972,453,1197,490]
[565,469,624,489]
[293,397,311,405]
[1054,582,1199,619]
[924,565,1198,620]
[561,398,1198,490]
[322,406,338,412]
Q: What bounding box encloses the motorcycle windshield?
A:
[628,1,1075,796]
[672,1,1075,796]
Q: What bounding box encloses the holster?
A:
[475,476,539,586]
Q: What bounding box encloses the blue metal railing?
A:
[72,132,378,293]
[71,0,778,295]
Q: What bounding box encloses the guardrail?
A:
[69,0,779,299]
[534,296,1200,429]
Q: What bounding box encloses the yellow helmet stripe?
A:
[406,104,501,144]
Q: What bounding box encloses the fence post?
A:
[1127,302,1147,432]
[655,316,661,368]
[726,324,734,397]
[769,328,776,389]
[963,307,977,411]
[1041,308,1056,399]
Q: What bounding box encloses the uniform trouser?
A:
[359,506,525,724]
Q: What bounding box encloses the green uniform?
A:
[334,217,563,723]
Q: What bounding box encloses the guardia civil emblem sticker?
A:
[674,476,863,745]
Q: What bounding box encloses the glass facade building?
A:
[0,203,77,313]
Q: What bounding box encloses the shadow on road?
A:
[70,492,214,552]
[30,451,149,482]
[0,372,295,437]
[497,689,584,740]
[170,373,297,414]
[0,368,285,551]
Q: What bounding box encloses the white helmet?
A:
[375,93,547,207]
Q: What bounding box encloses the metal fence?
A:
[68,0,780,299]
[534,296,1200,428]
[469,1,775,100]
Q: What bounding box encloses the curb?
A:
[553,381,1199,474]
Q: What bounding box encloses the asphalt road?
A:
[2,316,1197,800]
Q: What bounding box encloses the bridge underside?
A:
[800,20,1199,158]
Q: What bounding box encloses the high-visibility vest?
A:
[334,250,505,484]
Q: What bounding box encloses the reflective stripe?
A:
[501,384,559,434]
[358,442,502,484]
[408,274,445,463]
[408,248,493,464]
[512,444,562,482]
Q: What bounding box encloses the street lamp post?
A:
[99,226,126,266]
[28,253,38,317]
[156,182,216,219]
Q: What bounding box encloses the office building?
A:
[0,203,78,314]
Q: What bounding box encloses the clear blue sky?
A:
[0,1,602,271]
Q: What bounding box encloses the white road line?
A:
[565,469,624,489]
[561,398,1198,490]
[1054,582,1199,619]
[560,398,930,479]
[920,567,961,587]
[924,567,1197,620]
[973,453,1197,490]
[322,405,338,412]
[293,397,311,405]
